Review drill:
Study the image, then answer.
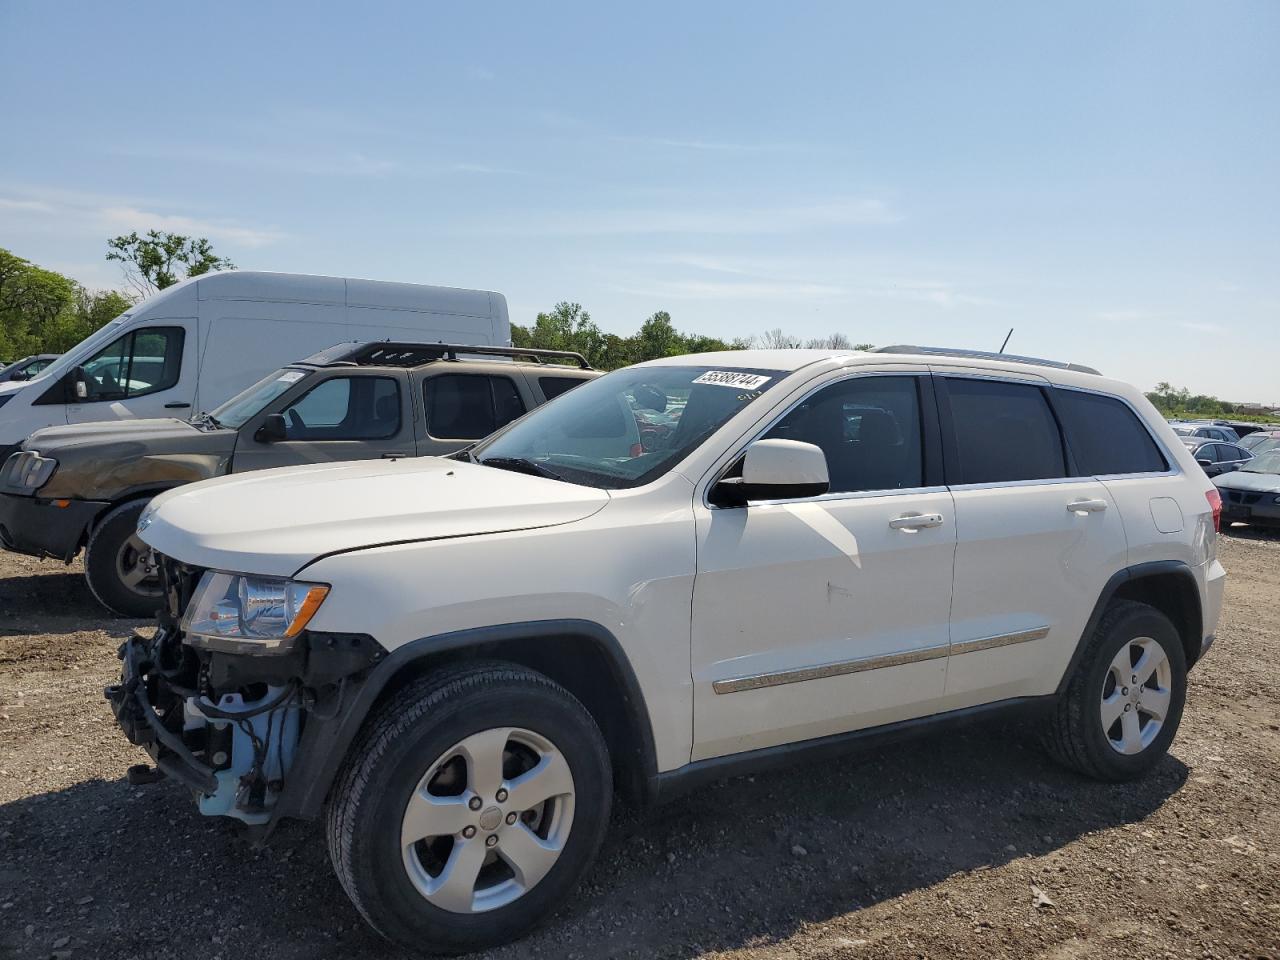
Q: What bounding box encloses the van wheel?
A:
[83,500,162,618]
[1044,600,1187,781]
[326,663,611,955]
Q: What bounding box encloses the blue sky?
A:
[2,1,1277,401]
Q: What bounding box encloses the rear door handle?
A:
[889,512,945,530]
[1067,499,1108,514]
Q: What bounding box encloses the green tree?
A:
[106,230,234,296]
[0,248,77,359]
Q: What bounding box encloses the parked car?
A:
[0,353,59,383]
[1169,422,1241,443]
[0,271,511,465]
[1239,429,1280,453]
[1180,436,1253,476]
[1215,449,1280,528]
[108,344,1223,954]
[0,342,595,616]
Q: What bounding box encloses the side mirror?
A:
[10,370,31,382]
[256,413,288,443]
[70,366,88,400]
[714,438,830,506]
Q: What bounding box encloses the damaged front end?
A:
[105,557,384,833]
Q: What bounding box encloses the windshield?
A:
[210,367,311,429]
[1243,450,1280,475]
[473,364,787,489]
[37,314,132,383]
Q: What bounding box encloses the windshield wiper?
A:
[477,456,567,482]
[189,411,222,429]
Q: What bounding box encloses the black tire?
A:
[83,499,162,618]
[326,663,612,955]
[1044,600,1187,781]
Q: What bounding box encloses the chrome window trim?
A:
[712,626,1050,694]
[702,369,935,510]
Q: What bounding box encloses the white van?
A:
[0,271,510,462]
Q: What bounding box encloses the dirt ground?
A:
[1,530,1277,960]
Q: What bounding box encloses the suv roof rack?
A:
[872,344,1101,376]
[303,342,593,370]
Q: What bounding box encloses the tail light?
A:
[1205,487,1222,533]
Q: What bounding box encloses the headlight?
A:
[182,572,329,654]
[3,451,57,491]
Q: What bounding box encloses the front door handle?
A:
[889,513,945,530]
[164,402,191,409]
[1067,499,1108,514]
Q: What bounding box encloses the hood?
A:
[1215,470,1280,494]
[140,457,611,577]
[18,419,237,501]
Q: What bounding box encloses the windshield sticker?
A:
[277,371,305,383]
[692,371,772,390]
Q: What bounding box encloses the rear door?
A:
[934,372,1128,704]
[233,370,414,471]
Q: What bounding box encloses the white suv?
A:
[108,346,1225,954]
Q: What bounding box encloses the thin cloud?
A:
[1180,320,1225,333]
[615,278,847,301]
[610,135,803,153]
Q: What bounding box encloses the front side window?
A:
[280,376,401,441]
[424,374,527,440]
[474,365,787,489]
[764,375,924,493]
[80,327,185,401]
[1053,390,1168,476]
[944,378,1066,484]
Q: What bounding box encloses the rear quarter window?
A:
[1053,389,1169,475]
[538,376,589,400]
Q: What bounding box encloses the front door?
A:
[65,321,197,424]
[690,372,956,761]
[233,371,415,472]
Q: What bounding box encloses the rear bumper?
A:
[0,492,105,561]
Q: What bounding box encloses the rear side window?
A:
[1053,389,1168,476]
[539,376,587,400]
[425,374,527,440]
[944,378,1066,484]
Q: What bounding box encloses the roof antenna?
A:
[999,328,1014,354]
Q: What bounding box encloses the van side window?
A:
[764,376,925,493]
[1053,389,1168,476]
[539,376,586,400]
[80,327,185,401]
[943,378,1066,484]
[280,376,401,441]
[424,375,527,440]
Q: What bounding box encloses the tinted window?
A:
[944,378,1066,484]
[81,327,184,400]
[281,376,401,440]
[765,376,924,493]
[425,375,527,440]
[539,376,587,400]
[1221,444,1249,462]
[1053,390,1168,475]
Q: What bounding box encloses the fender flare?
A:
[1054,559,1203,696]
[275,618,659,823]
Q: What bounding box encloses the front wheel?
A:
[1044,600,1188,781]
[83,499,162,618]
[326,663,612,955]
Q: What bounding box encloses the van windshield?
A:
[37,315,132,383]
[210,367,311,429]
[472,364,786,489]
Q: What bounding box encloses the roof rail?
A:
[325,342,593,370]
[872,344,1100,376]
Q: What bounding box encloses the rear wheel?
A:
[1044,600,1187,781]
[327,663,611,955]
[83,500,162,618]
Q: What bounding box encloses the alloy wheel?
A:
[1100,636,1173,755]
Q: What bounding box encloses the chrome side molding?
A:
[712,626,1050,695]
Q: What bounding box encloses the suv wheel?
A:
[1044,600,1187,781]
[327,663,611,955]
[83,500,163,618]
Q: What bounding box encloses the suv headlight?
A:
[181,571,329,655]
[4,451,57,492]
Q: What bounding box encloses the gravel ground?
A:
[2,529,1278,960]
